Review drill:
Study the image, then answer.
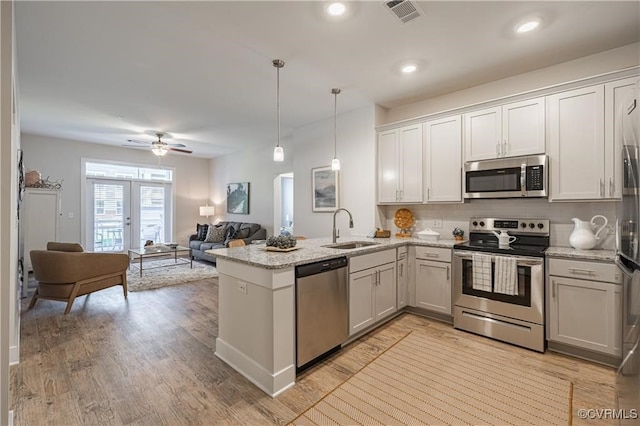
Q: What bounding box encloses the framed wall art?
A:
[312,166,339,212]
[227,182,250,214]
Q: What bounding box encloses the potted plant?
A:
[452,227,465,241]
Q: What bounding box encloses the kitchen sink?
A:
[323,241,379,250]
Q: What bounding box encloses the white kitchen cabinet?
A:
[464,97,545,161]
[397,247,409,309]
[349,249,397,336]
[412,246,452,315]
[547,258,621,357]
[548,85,606,200]
[604,76,639,199]
[377,124,423,203]
[423,115,462,203]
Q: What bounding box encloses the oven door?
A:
[453,251,544,325]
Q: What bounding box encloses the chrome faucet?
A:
[332,208,354,243]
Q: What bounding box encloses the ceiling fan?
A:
[123,132,193,156]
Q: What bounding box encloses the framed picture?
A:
[312,166,339,212]
[227,182,250,214]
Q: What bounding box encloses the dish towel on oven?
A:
[472,253,493,292]
[495,255,517,295]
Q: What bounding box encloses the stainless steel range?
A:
[453,217,550,352]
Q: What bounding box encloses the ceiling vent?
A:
[383,0,424,24]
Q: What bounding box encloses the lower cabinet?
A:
[413,247,452,315]
[397,247,409,309]
[547,258,622,357]
[349,249,397,336]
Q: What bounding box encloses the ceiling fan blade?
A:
[168,143,186,148]
[126,138,151,145]
[169,147,192,154]
[122,144,148,148]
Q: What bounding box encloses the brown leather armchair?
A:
[29,242,129,314]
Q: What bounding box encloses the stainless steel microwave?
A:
[464,155,548,199]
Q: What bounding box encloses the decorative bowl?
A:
[416,229,440,241]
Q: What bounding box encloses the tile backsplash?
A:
[381,199,618,250]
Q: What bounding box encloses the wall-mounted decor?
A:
[227,182,250,214]
[312,166,339,212]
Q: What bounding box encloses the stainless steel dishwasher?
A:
[295,257,348,371]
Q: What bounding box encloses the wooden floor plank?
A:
[12,276,617,425]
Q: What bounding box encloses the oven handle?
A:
[453,251,543,267]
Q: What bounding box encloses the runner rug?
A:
[127,259,218,292]
[291,332,573,425]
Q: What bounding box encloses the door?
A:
[502,97,545,158]
[548,85,605,200]
[377,129,400,203]
[464,106,501,161]
[87,179,172,251]
[375,263,397,321]
[424,115,462,202]
[349,269,375,335]
[415,259,451,314]
[398,124,423,203]
[397,251,408,308]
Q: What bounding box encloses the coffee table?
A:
[128,245,192,277]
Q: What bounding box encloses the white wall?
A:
[20,134,210,246]
[293,105,376,238]
[209,105,377,239]
[384,43,640,125]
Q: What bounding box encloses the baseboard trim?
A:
[215,338,295,398]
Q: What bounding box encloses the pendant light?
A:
[331,88,341,171]
[273,59,285,162]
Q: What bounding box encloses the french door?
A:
[86,179,172,252]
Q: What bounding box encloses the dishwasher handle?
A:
[296,257,348,278]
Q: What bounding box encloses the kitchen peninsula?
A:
[208,237,457,397]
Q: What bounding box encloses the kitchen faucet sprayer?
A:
[332,208,354,243]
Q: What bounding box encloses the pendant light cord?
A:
[332,88,341,159]
[273,59,285,149]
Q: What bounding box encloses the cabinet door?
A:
[464,107,501,161]
[605,77,639,199]
[397,253,408,309]
[415,259,452,315]
[349,269,375,335]
[548,85,605,200]
[377,129,400,203]
[375,262,397,321]
[502,97,545,158]
[548,276,621,356]
[424,116,462,202]
[398,125,423,203]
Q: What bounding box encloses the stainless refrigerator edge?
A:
[616,78,640,424]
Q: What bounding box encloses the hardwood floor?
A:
[11,277,618,425]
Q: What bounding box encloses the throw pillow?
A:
[204,226,226,243]
[196,223,209,240]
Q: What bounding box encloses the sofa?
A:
[189,221,266,264]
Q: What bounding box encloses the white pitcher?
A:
[569,215,608,250]
[492,230,517,247]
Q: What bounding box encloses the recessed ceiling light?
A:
[401,64,418,74]
[326,2,347,16]
[515,19,540,34]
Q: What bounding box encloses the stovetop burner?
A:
[454,217,550,258]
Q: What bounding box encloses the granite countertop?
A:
[208,236,460,270]
[545,246,616,262]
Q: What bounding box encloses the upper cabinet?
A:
[547,85,605,200]
[423,115,462,203]
[378,124,423,203]
[548,78,639,201]
[464,97,545,161]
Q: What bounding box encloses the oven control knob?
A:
[479,221,485,227]
[472,221,478,227]
[529,222,535,229]
[537,223,544,229]
[520,222,527,228]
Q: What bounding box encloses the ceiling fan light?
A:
[152,145,168,156]
[331,157,341,171]
[273,145,284,162]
